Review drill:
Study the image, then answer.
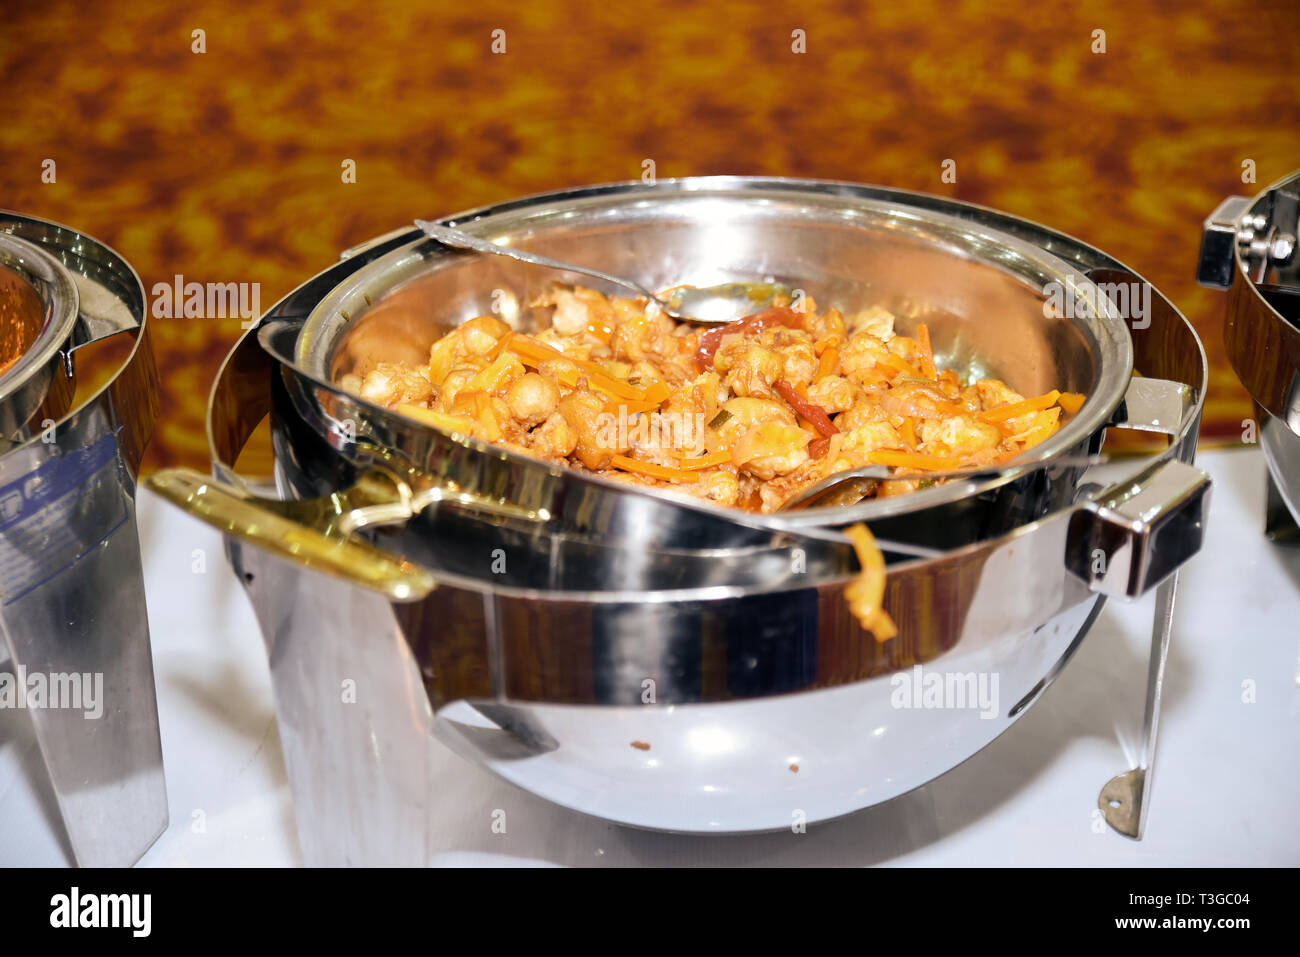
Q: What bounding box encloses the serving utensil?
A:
[415,220,793,324]
[779,454,1110,510]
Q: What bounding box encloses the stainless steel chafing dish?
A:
[0,212,165,866]
[148,178,1210,862]
[1198,170,1300,541]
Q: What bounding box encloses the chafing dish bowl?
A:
[149,178,1209,857]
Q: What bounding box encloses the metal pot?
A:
[149,178,1209,860]
[1198,170,1300,540]
[0,211,165,866]
[256,180,1145,550]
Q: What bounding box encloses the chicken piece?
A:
[712,397,796,440]
[458,315,511,355]
[804,307,846,346]
[1002,407,1061,444]
[877,379,975,419]
[845,305,896,340]
[528,411,579,459]
[713,335,783,398]
[426,315,510,385]
[506,372,560,428]
[732,421,811,481]
[975,378,1025,411]
[359,362,433,406]
[807,374,856,414]
[529,285,615,338]
[558,391,625,469]
[698,469,740,507]
[841,422,905,454]
[610,310,693,378]
[918,414,1002,457]
[834,398,891,432]
[438,358,489,408]
[756,327,817,389]
[839,332,896,380]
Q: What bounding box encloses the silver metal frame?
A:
[0,211,165,867]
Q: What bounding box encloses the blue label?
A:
[0,432,127,605]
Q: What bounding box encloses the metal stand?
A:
[1098,573,1179,839]
[1264,470,1300,544]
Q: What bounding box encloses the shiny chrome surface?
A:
[0,211,165,867]
[160,178,1211,851]
[780,454,1109,511]
[0,232,79,440]
[295,180,1134,535]
[415,219,795,323]
[1262,413,1300,529]
[1199,170,1300,529]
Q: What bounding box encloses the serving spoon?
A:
[779,454,1109,511]
[415,220,793,324]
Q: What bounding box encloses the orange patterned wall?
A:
[2,0,1297,471]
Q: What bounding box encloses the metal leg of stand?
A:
[1098,571,1179,839]
[0,501,168,867]
[1264,470,1300,545]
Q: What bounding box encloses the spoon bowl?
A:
[416,220,792,324]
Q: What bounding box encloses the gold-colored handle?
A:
[145,468,436,601]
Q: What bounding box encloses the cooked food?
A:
[843,523,896,641]
[344,284,1084,513]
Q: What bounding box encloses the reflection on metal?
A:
[0,211,164,867]
[1204,171,1300,533]
[1067,458,1209,599]
[1264,469,1300,545]
[146,467,437,601]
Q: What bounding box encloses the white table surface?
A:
[2,446,1298,867]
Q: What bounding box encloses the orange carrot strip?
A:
[979,390,1062,423]
[915,324,937,379]
[880,353,920,378]
[900,417,917,450]
[507,336,645,400]
[866,450,962,471]
[1057,392,1086,415]
[610,398,662,416]
[637,381,672,406]
[584,369,644,401]
[817,346,840,380]
[485,331,513,361]
[610,454,699,483]
[675,449,732,470]
[505,335,566,364]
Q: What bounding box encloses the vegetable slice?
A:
[979,390,1062,423]
[610,454,700,483]
[843,523,897,642]
[774,380,838,437]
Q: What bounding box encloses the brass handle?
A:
[145,468,437,601]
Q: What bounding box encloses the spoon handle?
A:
[415,220,674,314]
[783,453,1109,510]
